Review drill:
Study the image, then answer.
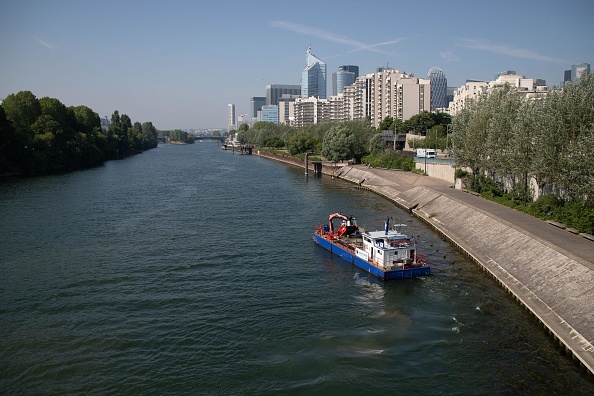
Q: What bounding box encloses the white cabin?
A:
[357,230,416,269]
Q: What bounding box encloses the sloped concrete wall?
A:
[338,168,594,374]
[411,189,594,356]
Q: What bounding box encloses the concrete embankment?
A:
[254,150,343,176]
[338,166,594,376]
[253,150,594,374]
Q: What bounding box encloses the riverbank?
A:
[254,150,594,376]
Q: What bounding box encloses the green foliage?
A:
[368,132,386,155]
[262,137,284,148]
[169,129,194,144]
[526,194,564,219]
[402,111,439,134]
[378,116,394,132]
[487,193,594,234]
[286,130,316,155]
[453,75,594,205]
[361,151,414,171]
[322,125,353,162]
[0,90,157,177]
[469,174,505,197]
[2,91,41,140]
[454,168,469,178]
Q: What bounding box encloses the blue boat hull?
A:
[313,233,430,280]
[313,233,355,262]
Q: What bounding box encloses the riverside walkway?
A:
[337,165,594,375]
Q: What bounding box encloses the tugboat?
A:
[313,213,430,280]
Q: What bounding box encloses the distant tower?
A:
[266,84,301,106]
[228,104,236,131]
[301,45,327,99]
[250,97,266,118]
[428,67,448,110]
[332,65,359,96]
[571,63,590,84]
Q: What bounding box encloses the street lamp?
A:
[425,128,428,174]
[446,124,450,155]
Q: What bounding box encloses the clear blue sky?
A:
[1,0,592,130]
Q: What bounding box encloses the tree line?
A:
[0,90,158,176]
[452,75,594,204]
[235,112,451,164]
[451,75,594,233]
[159,129,195,144]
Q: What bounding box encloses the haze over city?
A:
[1,0,592,130]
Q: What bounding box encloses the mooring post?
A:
[305,153,309,175]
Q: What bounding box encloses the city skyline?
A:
[1,0,593,130]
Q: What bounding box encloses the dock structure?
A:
[337,165,594,376]
[222,144,253,155]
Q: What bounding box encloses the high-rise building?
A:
[266,84,301,106]
[364,69,430,127]
[301,45,327,99]
[332,65,359,96]
[260,105,279,124]
[278,94,300,125]
[250,97,266,118]
[294,97,330,127]
[563,70,572,85]
[449,73,549,115]
[428,67,448,110]
[327,69,431,128]
[564,63,591,85]
[227,104,236,131]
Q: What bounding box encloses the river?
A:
[1,142,592,395]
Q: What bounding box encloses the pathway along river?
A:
[1,142,592,395]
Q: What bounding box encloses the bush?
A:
[485,192,594,234]
[455,168,469,178]
[526,194,564,219]
[361,151,414,171]
[469,175,505,197]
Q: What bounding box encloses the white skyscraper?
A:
[301,45,327,99]
[228,104,236,131]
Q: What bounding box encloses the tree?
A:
[129,122,143,153]
[368,132,386,155]
[0,104,25,173]
[2,91,41,141]
[345,119,375,162]
[403,111,435,134]
[378,116,394,131]
[141,122,158,149]
[452,96,489,175]
[287,130,315,155]
[71,105,100,133]
[322,124,354,162]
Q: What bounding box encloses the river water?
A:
[1,142,592,395]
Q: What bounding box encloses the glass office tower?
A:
[301,45,327,99]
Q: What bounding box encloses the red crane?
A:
[328,213,359,237]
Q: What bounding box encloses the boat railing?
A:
[415,253,430,266]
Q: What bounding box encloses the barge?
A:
[313,213,430,280]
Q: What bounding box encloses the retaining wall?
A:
[255,151,346,176]
[248,151,594,374]
[339,166,594,375]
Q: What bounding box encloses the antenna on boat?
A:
[393,223,407,233]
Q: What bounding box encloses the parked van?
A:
[415,148,436,158]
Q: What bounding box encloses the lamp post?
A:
[424,128,428,174]
[446,124,450,156]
